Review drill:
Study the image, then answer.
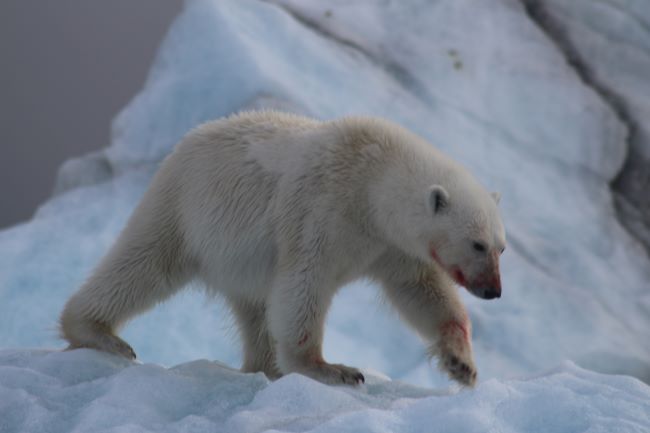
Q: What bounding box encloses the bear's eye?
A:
[472,241,487,253]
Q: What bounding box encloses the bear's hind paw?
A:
[66,333,136,360]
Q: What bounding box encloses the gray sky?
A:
[0,0,181,228]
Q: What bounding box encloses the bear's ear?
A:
[427,185,449,215]
[491,191,501,204]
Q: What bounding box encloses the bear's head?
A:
[424,183,506,300]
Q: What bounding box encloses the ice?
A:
[526,0,650,156]
[1,349,649,433]
[524,0,650,256]
[1,0,650,417]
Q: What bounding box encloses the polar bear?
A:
[60,111,506,387]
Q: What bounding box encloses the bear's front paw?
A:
[439,351,476,387]
[302,361,365,386]
[433,319,476,387]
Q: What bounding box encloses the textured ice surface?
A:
[525,0,650,155]
[524,0,650,254]
[1,349,649,433]
[1,0,650,396]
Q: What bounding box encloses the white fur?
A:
[60,111,506,386]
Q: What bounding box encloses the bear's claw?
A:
[440,353,477,387]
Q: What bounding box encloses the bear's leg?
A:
[267,268,365,386]
[370,252,477,386]
[434,316,476,387]
[229,299,282,379]
[60,223,189,359]
[387,281,476,386]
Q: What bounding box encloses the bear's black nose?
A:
[483,288,501,299]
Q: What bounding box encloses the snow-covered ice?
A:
[1,349,649,433]
[524,0,650,256]
[1,0,650,431]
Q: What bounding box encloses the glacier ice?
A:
[524,0,650,256]
[1,0,650,396]
[1,349,649,433]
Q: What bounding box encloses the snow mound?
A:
[1,349,649,433]
[1,0,650,392]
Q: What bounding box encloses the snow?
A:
[2,0,650,430]
[1,349,649,433]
